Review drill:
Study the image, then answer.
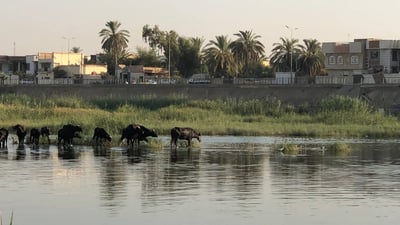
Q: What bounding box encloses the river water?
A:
[1,136,400,225]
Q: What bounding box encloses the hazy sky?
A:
[2,0,400,56]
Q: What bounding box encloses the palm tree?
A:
[203,35,237,77]
[71,47,82,53]
[270,37,301,72]
[229,30,265,76]
[297,39,325,76]
[99,21,130,76]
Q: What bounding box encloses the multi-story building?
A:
[366,39,400,73]
[38,52,84,73]
[322,39,365,76]
[322,38,400,76]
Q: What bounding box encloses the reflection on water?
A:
[1,137,400,225]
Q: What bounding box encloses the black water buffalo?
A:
[12,124,27,146]
[92,127,112,144]
[0,128,8,148]
[170,127,201,148]
[58,124,83,146]
[120,124,158,147]
[40,126,51,144]
[29,128,41,146]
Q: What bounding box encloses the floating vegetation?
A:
[277,143,300,155]
[328,142,351,156]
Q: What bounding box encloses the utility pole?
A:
[62,36,75,65]
[168,35,171,83]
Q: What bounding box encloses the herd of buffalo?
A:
[0,123,201,150]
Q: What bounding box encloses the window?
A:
[329,56,336,64]
[392,50,398,61]
[337,56,344,64]
[370,51,379,59]
[350,56,359,65]
[41,62,51,72]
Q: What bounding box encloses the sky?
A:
[2,0,400,56]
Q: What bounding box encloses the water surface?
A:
[1,136,400,225]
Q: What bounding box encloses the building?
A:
[0,55,27,74]
[322,39,365,76]
[26,55,38,75]
[38,52,84,74]
[366,39,400,73]
[122,65,168,84]
[322,38,400,76]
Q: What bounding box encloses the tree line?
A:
[97,21,325,79]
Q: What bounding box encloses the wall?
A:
[83,64,107,75]
[2,84,400,111]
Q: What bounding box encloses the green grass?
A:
[1,94,400,140]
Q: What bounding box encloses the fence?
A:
[2,74,400,86]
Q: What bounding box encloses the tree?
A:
[229,30,265,76]
[142,25,206,77]
[99,21,130,76]
[270,37,301,73]
[53,66,68,78]
[142,24,163,53]
[71,47,82,53]
[176,37,204,77]
[297,39,325,76]
[126,47,162,67]
[203,35,237,78]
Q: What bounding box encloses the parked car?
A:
[159,78,176,84]
[187,78,211,84]
[20,80,35,85]
[145,79,157,84]
[187,73,211,84]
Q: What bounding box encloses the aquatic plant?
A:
[279,143,299,155]
[328,142,351,156]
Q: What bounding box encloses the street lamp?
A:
[285,25,298,84]
[168,35,171,83]
[62,36,75,65]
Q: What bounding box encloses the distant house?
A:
[38,52,84,74]
[322,38,400,76]
[322,40,365,76]
[121,65,168,84]
[0,55,27,74]
[37,52,107,77]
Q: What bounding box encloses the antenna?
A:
[13,42,16,56]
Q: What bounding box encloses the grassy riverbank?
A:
[0,94,399,140]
